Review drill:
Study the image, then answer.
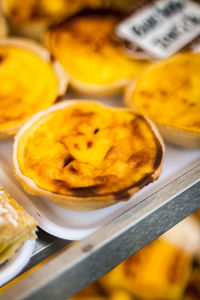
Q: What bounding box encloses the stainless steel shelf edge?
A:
[1,163,200,300]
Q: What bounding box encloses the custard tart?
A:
[0,186,37,265]
[0,38,68,139]
[125,53,200,148]
[45,11,152,96]
[13,100,164,211]
[99,239,191,300]
[1,0,103,40]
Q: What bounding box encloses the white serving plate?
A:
[0,137,199,240]
[0,239,35,287]
[0,95,199,240]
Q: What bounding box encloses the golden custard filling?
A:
[131,53,200,133]
[0,45,58,131]
[45,13,151,85]
[17,102,162,197]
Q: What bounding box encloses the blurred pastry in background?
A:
[0,13,8,38]
[99,239,191,300]
[71,285,133,300]
[125,53,200,149]
[1,0,142,41]
[193,209,200,224]
[162,215,200,263]
[45,10,151,96]
[71,214,200,299]
[71,238,195,300]
[0,38,68,139]
[183,267,200,300]
[13,100,164,211]
[0,186,37,265]
[1,0,104,40]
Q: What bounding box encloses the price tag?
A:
[116,0,200,59]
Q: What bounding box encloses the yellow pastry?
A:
[99,239,192,300]
[0,38,68,139]
[45,11,151,95]
[1,0,103,40]
[0,186,37,265]
[13,100,164,211]
[125,52,200,148]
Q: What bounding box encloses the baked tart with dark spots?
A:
[0,186,37,264]
[0,38,68,139]
[13,100,164,211]
[125,53,200,148]
[45,11,152,96]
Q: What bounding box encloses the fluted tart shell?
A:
[125,53,200,149]
[0,38,68,139]
[45,11,152,96]
[13,100,164,211]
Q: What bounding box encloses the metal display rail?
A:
[1,163,199,300]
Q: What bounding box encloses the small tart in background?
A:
[125,53,200,149]
[1,0,104,40]
[99,239,191,300]
[0,186,37,265]
[45,11,152,96]
[13,100,164,211]
[0,38,68,139]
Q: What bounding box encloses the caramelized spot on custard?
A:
[93,128,99,134]
[87,141,93,148]
[0,55,5,63]
[153,144,164,169]
[63,155,74,167]
[17,103,163,197]
[69,166,79,174]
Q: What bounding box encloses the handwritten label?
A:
[116,0,200,59]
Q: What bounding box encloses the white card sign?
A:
[116,0,200,59]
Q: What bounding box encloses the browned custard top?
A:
[17,102,163,198]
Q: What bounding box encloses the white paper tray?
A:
[0,239,35,287]
[0,139,199,240]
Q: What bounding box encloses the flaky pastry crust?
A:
[0,186,37,264]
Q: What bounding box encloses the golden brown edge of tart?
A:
[1,4,122,41]
[69,75,131,96]
[0,37,68,139]
[0,13,8,38]
[124,76,200,149]
[13,100,165,211]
